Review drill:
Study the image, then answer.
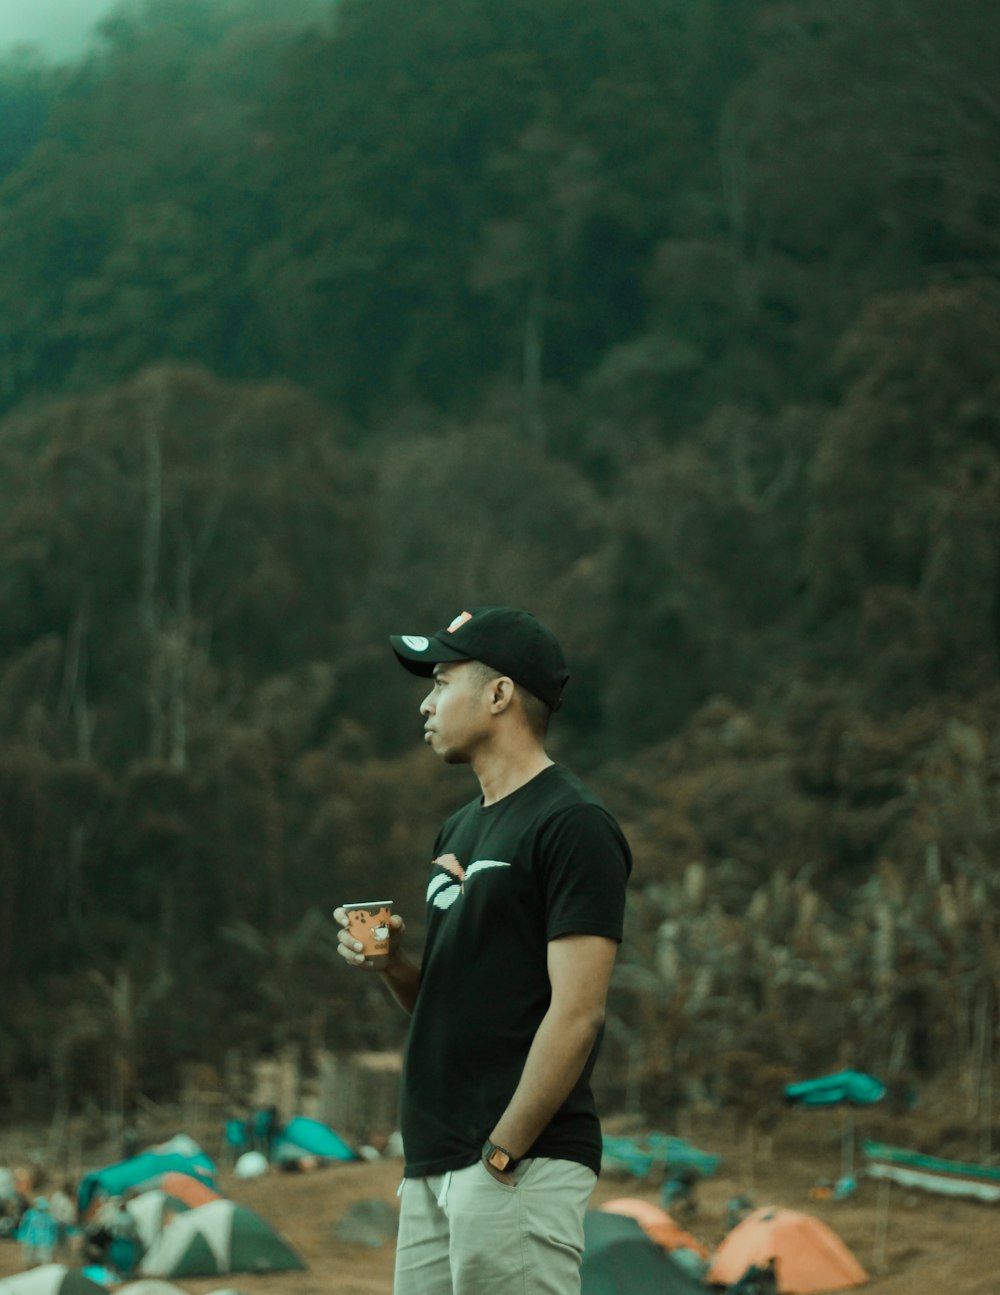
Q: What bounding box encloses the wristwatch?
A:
[482,1139,519,1173]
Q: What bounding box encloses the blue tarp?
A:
[784,1069,886,1108]
[272,1116,358,1162]
[78,1150,218,1214]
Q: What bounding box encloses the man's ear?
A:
[490,676,516,714]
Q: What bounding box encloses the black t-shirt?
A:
[400,763,632,1178]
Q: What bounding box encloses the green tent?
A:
[581,1211,706,1295]
[138,1200,305,1278]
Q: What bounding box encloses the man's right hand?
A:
[333,907,406,971]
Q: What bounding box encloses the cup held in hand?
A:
[342,901,393,963]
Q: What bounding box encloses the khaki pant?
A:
[394,1157,597,1295]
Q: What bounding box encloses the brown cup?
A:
[342,901,393,964]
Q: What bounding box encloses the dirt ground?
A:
[1,1094,997,1293]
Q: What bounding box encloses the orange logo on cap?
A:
[446,611,473,633]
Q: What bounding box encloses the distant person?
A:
[120,1123,140,1160]
[18,1196,57,1267]
[725,1193,755,1232]
[252,1104,279,1160]
[730,1257,778,1295]
[224,1112,252,1166]
[335,606,632,1294]
[661,1165,699,1218]
[0,1167,19,1238]
[103,1196,141,1278]
[48,1183,77,1261]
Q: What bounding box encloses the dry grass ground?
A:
[0,1081,996,1293]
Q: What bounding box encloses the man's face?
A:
[419,661,493,764]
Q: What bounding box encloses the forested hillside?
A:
[0,0,997,1123]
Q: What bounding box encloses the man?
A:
[335,606,631,1295]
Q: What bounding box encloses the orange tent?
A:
[599,1198,709,1259]
[708,1206,867,1293]
[158,1171,222,1208]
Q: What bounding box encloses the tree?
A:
[805,278,1000,698]
[0,52,55,183]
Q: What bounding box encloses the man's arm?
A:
[485,933,618,1176]
[378,941,422,1015]
[333,909,422,1015]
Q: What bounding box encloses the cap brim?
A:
[389,633,472,677]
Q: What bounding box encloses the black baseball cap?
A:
[390,606,569,711]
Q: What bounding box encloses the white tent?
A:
[149,1134,208,1160]
[233,1151,268,1180]
[139,1200,305,1278]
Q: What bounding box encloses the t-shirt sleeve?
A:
[538,804,631,942]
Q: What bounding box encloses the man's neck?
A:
[473,744,554,807]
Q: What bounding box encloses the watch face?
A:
[487,1147,511,1171]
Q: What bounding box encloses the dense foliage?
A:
[0,0,997,1120]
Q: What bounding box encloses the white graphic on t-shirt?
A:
[427,873,453,901]
[464,859,510,881]
[427,858,510,909]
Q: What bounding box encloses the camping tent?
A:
[78,1151,218,1215]
[125,1190,198,1249]
[233,1152,268,1180]
[708,1206,867,1293]
[784,1071,886,1108]
[148,1136,205,1160]
[581,1211,707,1295]
[862,1139,1000,1202]
[118,1282,188,1295]
[598,1199,707,1258]
[601,1134,719,1179]
[271,1116,357,1163]
[158,1171,221,1208]
[139,1200,305,1278]
[0,1266,107,1294]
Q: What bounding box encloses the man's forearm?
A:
[488,1003,604,1158]
[379,951,422,1015]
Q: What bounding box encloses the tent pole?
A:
[841,1111,854,1179]
[872,1176,891,1273]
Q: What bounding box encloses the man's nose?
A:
[420,690,434,716]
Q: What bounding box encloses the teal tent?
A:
[271,1116,357,1163]
[784,1070,886,1107]
[863,1140,1000,1202]
[601,1134,719,1179]
[581,1212,706,1295]
[785,1070,885,1179]
[78,1151,218,1215]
